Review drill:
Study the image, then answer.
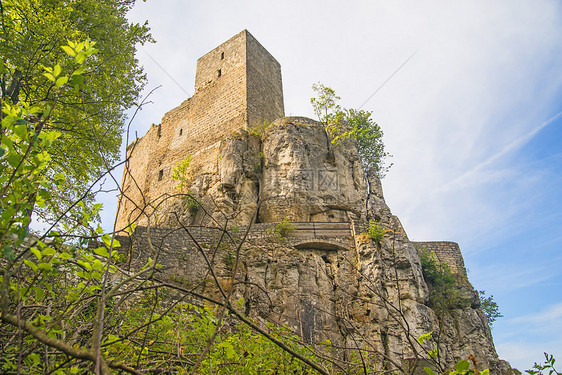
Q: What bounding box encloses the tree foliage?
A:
[528,353,559,375]
[478,290,503,327]
[419,250,469,313]
[364,219,386,243]
[0,0,152,220]
[310,83,392,178]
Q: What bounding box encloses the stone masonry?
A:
[115,31,513,374]
[118,30,283,230]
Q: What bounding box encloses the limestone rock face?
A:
[123,117,510,374]
[260,117,367,223]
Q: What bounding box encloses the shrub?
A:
[171,155,192,190]
[311,83,392,178]
[248,120,272,140]
[366,219,386,242]
[420,250,468,312]
[185,195,199,216]
[267,218,296,243]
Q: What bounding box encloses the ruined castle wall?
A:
[118,124,162,230]
[189,31,248,146]
[413,241,468,280]
[116,30,286,231]
[246,32,284,126]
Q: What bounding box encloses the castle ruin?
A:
[116,30,512,374]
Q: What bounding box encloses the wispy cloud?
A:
[473,263,559,292]
[496,302,562,370]
[435,112,562,194]
[510,302,562,328]
[496,340,562,372]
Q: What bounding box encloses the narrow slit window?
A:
[221,52,224,60]
[157,124,161,138]
[158,169,164,181]
[217,69,222,77]
[179,128,183,136]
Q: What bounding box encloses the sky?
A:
[97,0,562,370]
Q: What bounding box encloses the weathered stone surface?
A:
[119,117,509,373]
[259,117,366,223]
[116,31,512,374]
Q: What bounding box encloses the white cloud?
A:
[510,302,562,328]
[496,340,562,372]
[496,302,562,370]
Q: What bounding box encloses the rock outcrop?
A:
[120,117,509,374]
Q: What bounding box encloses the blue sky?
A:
[96,0,562,370]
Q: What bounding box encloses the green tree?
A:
[0,0,152,221]
[310,83,392,178]
[478,290,503,327]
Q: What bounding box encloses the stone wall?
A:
[246,32,284,126]
[412,241,468,280]
[117,30,284,230]
[118,222,356,268]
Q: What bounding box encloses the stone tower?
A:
[117,30,284,229]
[194,29,284,129]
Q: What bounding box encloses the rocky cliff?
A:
[121,117,511,374]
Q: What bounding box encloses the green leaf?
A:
[101,234,120,249]
[75,51,86,64]
[43,247,56,256]
[53,64,62,77]
[37,262,53,271]
[78,260,92,272]
[3,245,14,260]
[61,45,76,57]
[428,349,439,358]
[31,247,42,261]
[418,331,433,345]
[24,259,38,272]
[34,287,45,301]
[94,247,109,257]
[92,259,103,271]
[14,124,28,139]
[69,74,84,87]
[39,131,60,147]
[455,360,470,372]
[72,66,85,76]
[424,367,436,375]
[43,72,55,82]
[27,352,41,367]
[218,341,237,359]
[55,76,68,88]
[59,252,72,260]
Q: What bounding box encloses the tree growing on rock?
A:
[310,83,392,178]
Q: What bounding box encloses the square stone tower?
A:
[193,29,284,130]
[117,30,284,230]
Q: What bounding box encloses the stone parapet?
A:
[412,241,468,280]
